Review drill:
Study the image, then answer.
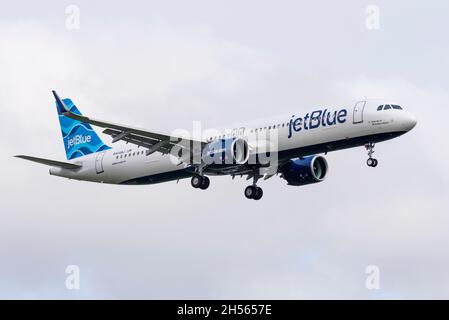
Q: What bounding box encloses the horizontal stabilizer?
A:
[15,155,82,170]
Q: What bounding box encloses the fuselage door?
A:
[353,101,366,124]
[95,152,106,174]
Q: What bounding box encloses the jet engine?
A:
[202,138,249,166]
[280,155,328,186]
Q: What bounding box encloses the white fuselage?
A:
[49,100,417,185]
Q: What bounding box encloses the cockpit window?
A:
[378,104,403,111]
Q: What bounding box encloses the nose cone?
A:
[404,112,417,131]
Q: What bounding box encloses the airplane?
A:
[16,91,417,200]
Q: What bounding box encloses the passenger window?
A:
[384,105,392,110]
[377,105,383,111]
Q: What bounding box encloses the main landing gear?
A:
[244,172,263,200]
[191,172,264,200]
[191,175,210,190]
[365,142,378,167]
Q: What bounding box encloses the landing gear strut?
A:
[191,175,210,190]
[244,171,263,200]
[365,142,378,167]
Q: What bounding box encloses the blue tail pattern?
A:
[56,98,111,160]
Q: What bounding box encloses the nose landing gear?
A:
[365,142,378,167]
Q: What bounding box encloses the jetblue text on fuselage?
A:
[67,134,92,149]
[288,108,348,138]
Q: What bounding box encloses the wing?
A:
[52,91,205,156]
[15,155,82,170]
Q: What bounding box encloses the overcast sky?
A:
[1,0,449,299]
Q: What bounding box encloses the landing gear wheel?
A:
[191,175,203,188]
[244,186,263,200]
[199,176,210,190]
[245,186,257,199]
[367,158,378,167]
[253,187,263,200]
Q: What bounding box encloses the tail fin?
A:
[53,91,111,160]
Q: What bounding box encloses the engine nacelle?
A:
[202,138,249,166]
[280,155,328,186]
